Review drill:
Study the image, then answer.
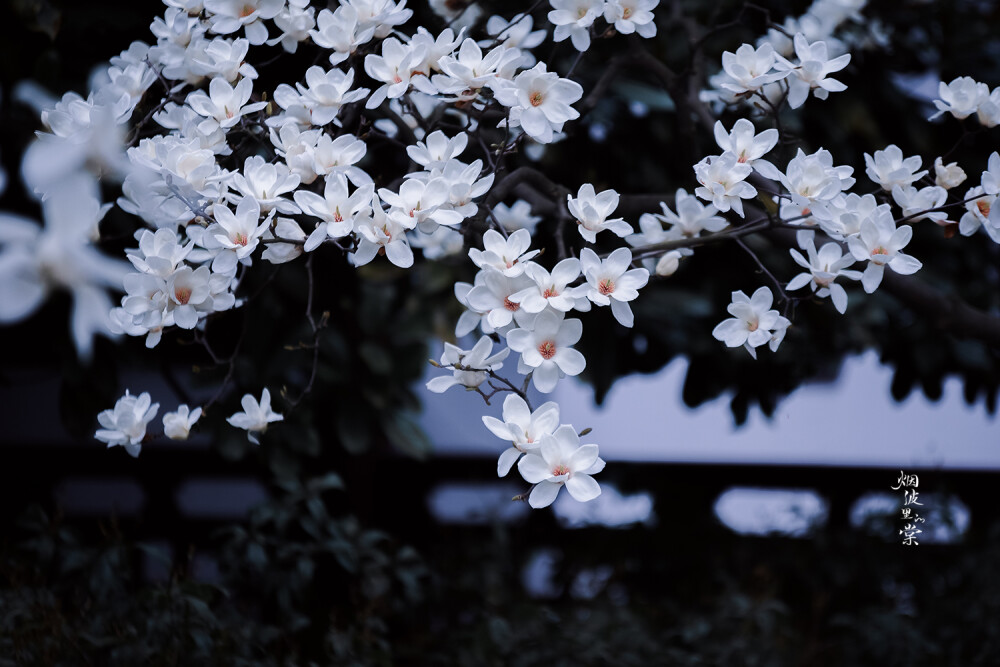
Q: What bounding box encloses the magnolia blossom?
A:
[406,130,468,169]
[774,33,851,109]
[786,231,861,314]
[482,394,560,476]
[363,37,433,109]
[694,152,756,216]
[227,388,283,445]
[426,336,510,393]
[466,269,535,331]
[213,196,272,261]
[847,211,922,293]
[712,287,791,358]
[203,0,284,45]
[491,200,541,234]
[578,248,649,327]
[506,309,586,393]
[230,155,301,214]
[163,404,202,440]
[509,258,584,313]
[933,157,966,190]
[295,174,374,250]
[864,145,927,191]
[603,0,659,37]
[186,77,266,133]
[493,63,583,144]
[648,188,728,239]
[566,184,633,243]
[468,229,539,278]
[714,119,779,166]
[95,390,160,457]
[755,148,854,210]
[548,0,603,52]
[353,200,416,268]
[931,76,989,121]
[891,185,948,225]
[516,425,603,508]
[720,43,788,95]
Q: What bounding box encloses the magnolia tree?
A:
[4,0,1000,509]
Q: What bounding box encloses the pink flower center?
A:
[977,200,991,217]
[529,91,543,107]
[175,287,192,305]
[538,340,556,360]
[542,287,558,299]
[872,246,889,256]
[393,75,403,84]
[598,278,615,295]
[552,464,570,476]
[239,5,256,18]
[334,208,343,222]
[623,7,633,19]
[503,297,520,312]
[234,233,248,246]
[747,319,759,332]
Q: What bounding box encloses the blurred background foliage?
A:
[1,0,1000,664]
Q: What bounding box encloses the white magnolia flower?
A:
[712,287,791,358]
[0,175,128,359]
[96,390,160,457]
[468,229,539,278]
[230,155,302,214]
[311,133,370,186]
[187,76,266,133]
[847,210,922,293]
[604,0,659,37]
[213,196,272,260]
[191,37,258,82]
[482,394,560,476]
[353,199,416,268]
[548,0,604,51]
[567,184,633,243]
[786,230,861,314]
[363,37,434,109]
[279,66,369,127]
[227,388,283,445]
[578,248,650,327]
[296,173,374,250]
[714,119,779,166]
[864,145,927,191]
[465,269,535,331]
[755,147,855,210]
[720,43,788,95]
[958,186,994,239]
[163,404,203,440]
[433,39,521,101]
[931,76,989,121]
[203,0,284,45]
[268,0,316,53]
[517,425,603,508]
[491,200,541,235]
[509,258,585,313]
[406,130,468,169]
[933,157,966,190]
[773,33,851,109]
[891,185,948,224]
[310,5,376,66]
[652,188,728,239]
[506,309,586,393]
[379,177,464,231]
[693,152,756,217]
[493,63,583,144]
[426,336,510,393]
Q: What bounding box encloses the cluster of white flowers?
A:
[0,0,990,511]
[704,0,864,110]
